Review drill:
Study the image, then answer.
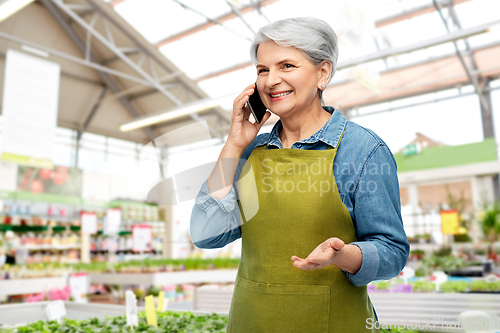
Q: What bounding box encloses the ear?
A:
[317,61,332,90]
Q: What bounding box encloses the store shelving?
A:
[0,276,67,297]
[0,301,145,327]
[89,269,238,286]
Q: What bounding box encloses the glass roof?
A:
[111,0,500,98]
[106,0,500,152]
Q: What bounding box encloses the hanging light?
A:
[120,94,233,132]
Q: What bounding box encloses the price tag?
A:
[45,300,66,323]
[132,225,152,252]
[81,212,97,234]
[104,208,121,235]
[145,295,157,327]
[69,273,88,303]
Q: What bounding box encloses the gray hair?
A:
[250,17,339,103]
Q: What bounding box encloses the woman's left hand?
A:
[291,237,345,271]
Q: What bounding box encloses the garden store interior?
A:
[1,0,500,332]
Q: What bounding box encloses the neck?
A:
[279,103,330,148]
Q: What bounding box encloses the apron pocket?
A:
[229,276,330,333]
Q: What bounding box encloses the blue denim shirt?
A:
[190,106,409,287]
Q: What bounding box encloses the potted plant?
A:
[478,203,500,260]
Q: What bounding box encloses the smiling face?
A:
[256,41,328,118]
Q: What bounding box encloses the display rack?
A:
[0,276,67,297]
[0,301,139,327]
[192,287,500,331]
[0,301,225,328]
[89,269,238,286]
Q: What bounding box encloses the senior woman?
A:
[190,17,409,332]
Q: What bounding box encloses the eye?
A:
[258,68,268,74]
[283,64,295,69]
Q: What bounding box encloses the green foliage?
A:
[470,280,500,292]
[420,253,465,274]
[2,258,241,275]
[410,280,435,292]
[439,281,469,293]
[480,204,500,237]
[0,311,228,333]
[371,281,391,290]
[432,247,452,257]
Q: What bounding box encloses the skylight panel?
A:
[114,0,206,43]
[180,0,232,20]
[159,24,251,79]
[453,0,500,30]
[198,65,256,104]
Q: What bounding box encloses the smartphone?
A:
[248,84,267,124]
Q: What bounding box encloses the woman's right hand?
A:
[226,83,271,152]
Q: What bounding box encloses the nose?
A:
[266,69,282,88]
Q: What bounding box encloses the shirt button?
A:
[296,143,302,148]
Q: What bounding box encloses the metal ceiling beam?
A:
[155,0,280,48]
[336,19,500,73]
[87,0,230,128]
[51,0,183,107]
[226,1,256,35]
[129,83,183,101]
[0,51,103,87]
[433,0,490,114]
[40,0,157,141]
[350,85,500,118]
[250,0,270,23]
[195,19,500,83]
[77,87,108,141]
[170,0,252,42]
[375,0,471,28]
[0,32,155,87]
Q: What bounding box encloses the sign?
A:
[132,225,152,252]
[1,50,60,168]
[145,295,158,327]
[104,208,121,235]
[16,165,82,196]
[402,143,422,156]
[125,290,138,327]
[45,300,66,323]
[81,212,98,235]
[440,209,459,235]
[69,273,88,303]
[157,291,167,312]
[0,161,17,192]
[400,266,415,284]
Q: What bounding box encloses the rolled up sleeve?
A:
[189,136,265,249]
[345,144,409,286]
[190,180,242,249]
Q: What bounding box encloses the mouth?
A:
[269,90,292,99]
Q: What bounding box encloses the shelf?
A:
[0,276,67,297]
[0,302,143,327]
[89,269,238,286]
[0,301,221,328]
[23,245,80,251]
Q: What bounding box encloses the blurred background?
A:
[0,0,500,331]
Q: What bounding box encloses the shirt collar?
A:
[256,106,347,149]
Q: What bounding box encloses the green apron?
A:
[228,137,378,333]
